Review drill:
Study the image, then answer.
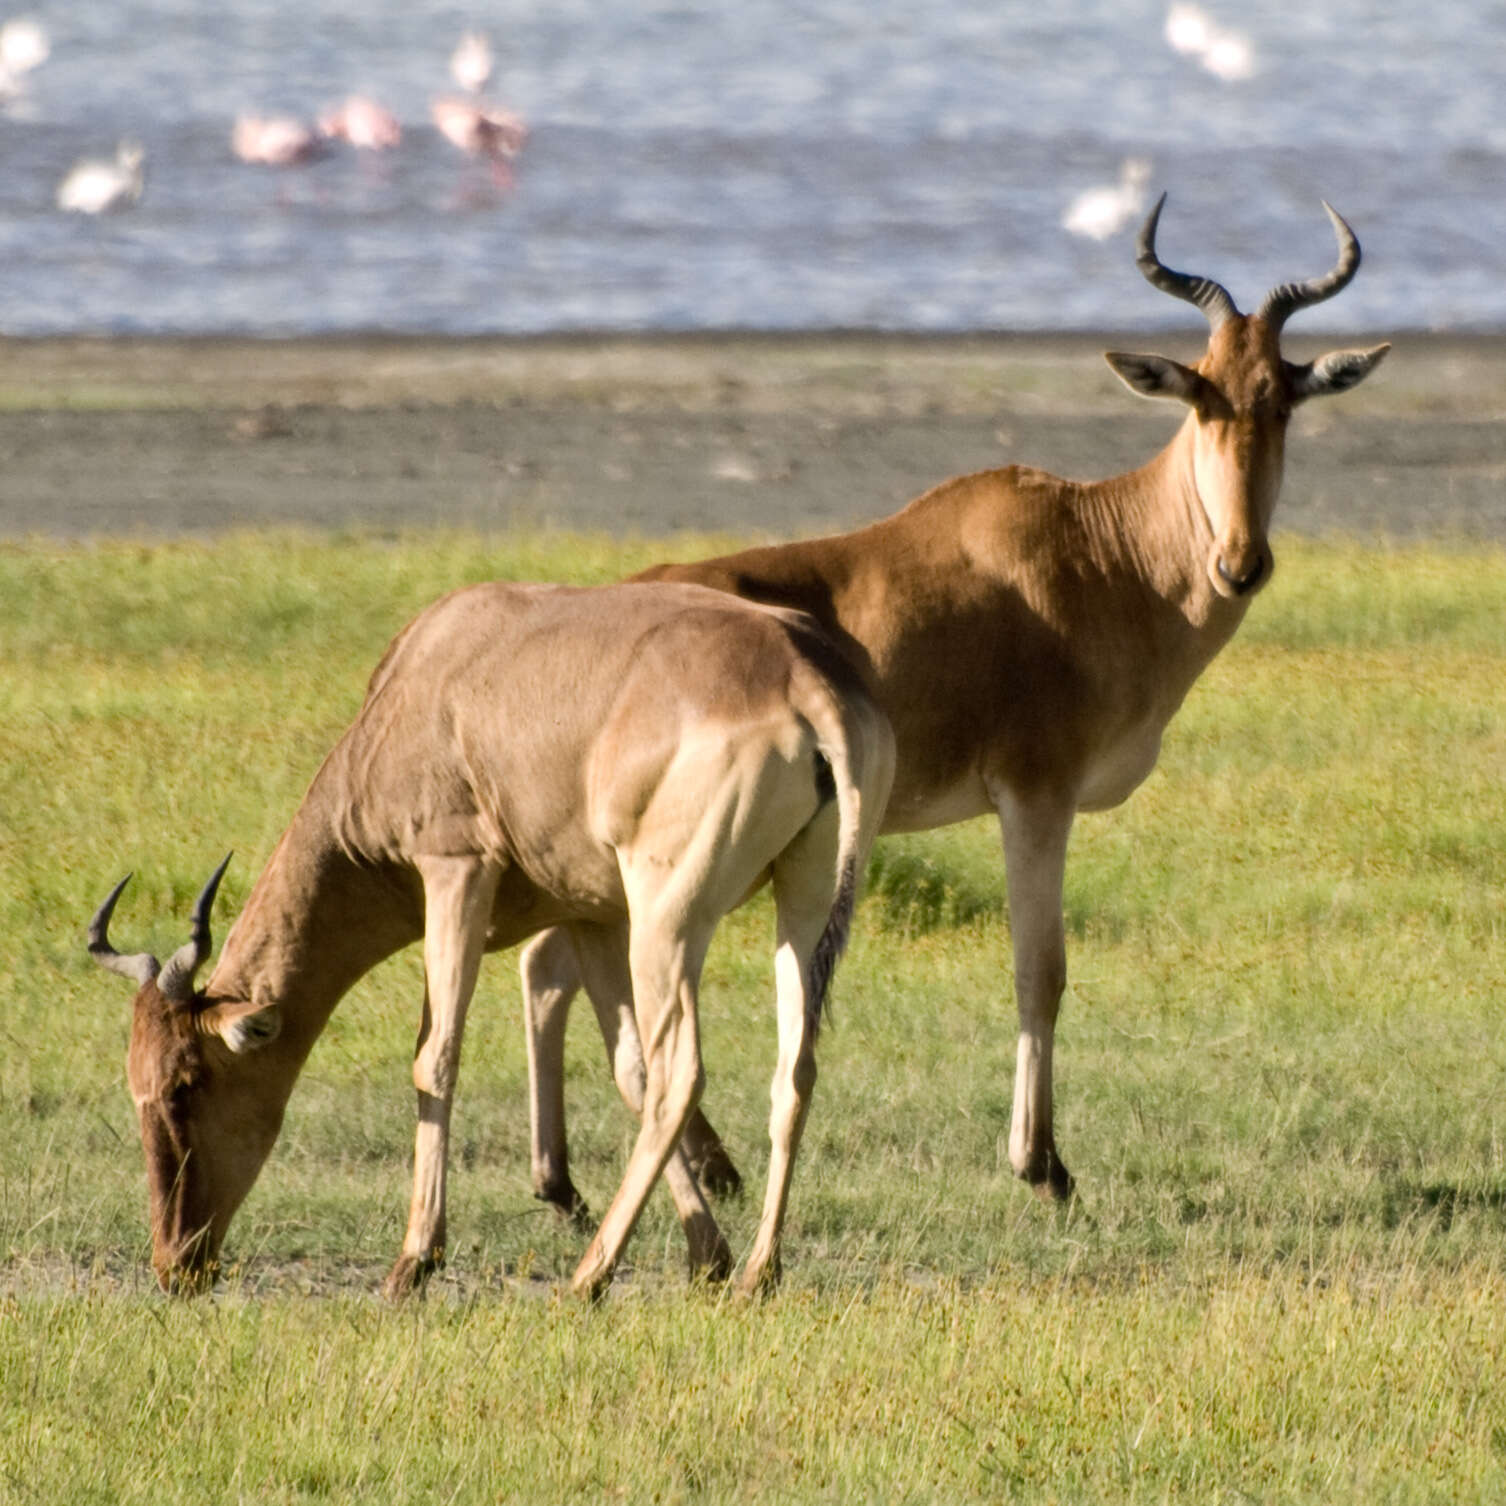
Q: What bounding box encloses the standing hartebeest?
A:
[89,580,893,1298]
[520,196,1390,1216]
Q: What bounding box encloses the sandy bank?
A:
[0,332,1500,541]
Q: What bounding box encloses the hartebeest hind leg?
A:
[570,915,716,1300]
[569,921,732,1281]
[520,926,742,1215]
[385,854,501,1300]
[739,828,839,1295]
[520,927,592,1220]
[994,787,1076,1202]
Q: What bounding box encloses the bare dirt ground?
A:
[0,331,1502,542]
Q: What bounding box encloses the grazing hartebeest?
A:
[89,580,893,1298]
[520,196,1390,1215]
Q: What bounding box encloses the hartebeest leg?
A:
[569,922,732,1282]
[739,837,833,1296]
[385,855,501,1300]
[520,926,742,1215]
[994,787,1075,1202]
[570,918,713,1300]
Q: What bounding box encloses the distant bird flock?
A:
[20,8,1255,229]
[1163,3,1255,83]
[2,16,529,215]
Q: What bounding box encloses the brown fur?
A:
[520,216,1389,1214]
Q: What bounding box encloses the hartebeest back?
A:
[520,197,1389,1214]
[90,580,894,1298]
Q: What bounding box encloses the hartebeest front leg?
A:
[520,926,742,1217]
[385,854,501,1301]
[994,786,1076,1202]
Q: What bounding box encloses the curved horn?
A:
[157,853,233,1003]
[88,873,161,988]
[1256,201,1361,331]
[1135,193,1240,330]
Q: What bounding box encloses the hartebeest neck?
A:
[203,792,421,1069]
[1087,415,1256,640]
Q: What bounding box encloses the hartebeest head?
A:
[1106,195,1389,601]
[89,856,282,1291]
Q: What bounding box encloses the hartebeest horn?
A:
[1256,201,1361,331]
[157,854,233,1003]
[88,873,161,987]
[1135,193,1240,330]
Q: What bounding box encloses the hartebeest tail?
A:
[789,650,877,1040]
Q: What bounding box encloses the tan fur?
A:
[96,580,894,1296]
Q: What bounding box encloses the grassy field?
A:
[1,530,1504,1503]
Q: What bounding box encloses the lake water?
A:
[0,1,1500,336]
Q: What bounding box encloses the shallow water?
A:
[0,1,1498,335]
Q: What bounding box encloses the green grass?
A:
[2,531,1504,1503]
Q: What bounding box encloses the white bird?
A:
[1062,157,1151,242]
[318,95,402,150]
[0,16,48,75]
[0,15,48,106]
[1164,4,1213,56]
[449,31,493,94]
[1201,31,1255,81]
[232,113,321,166]
[57,140,145,214]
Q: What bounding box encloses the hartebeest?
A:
[89,580,894,1298]
[520,196,1390,1215]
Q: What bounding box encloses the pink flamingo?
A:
[431,95,528,190]
[318,95,402,151]
[232,113,321,166]
[431,95,526,158]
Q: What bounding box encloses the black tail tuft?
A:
[805,854,857,1040]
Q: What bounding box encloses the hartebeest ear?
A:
[199,998,282,1055]
[1104,351,1211,406]
[1287,342,1390,403]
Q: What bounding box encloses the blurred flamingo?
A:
[449,31,493,94]
[232,113,321,166]
[1164,4,1255,81]
[319,95,402,151]
[0,15,48,109]
[57,140,145,213]
[1062,157,1151,241]
[431,96,526,158]
[431,94,528,190]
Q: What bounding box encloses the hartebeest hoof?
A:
[689,1143,743,1200]
[737,1255,782,1299]
[382,1251,441,1301]
[1017,1142,1075,1204]
[689,1231,735,1286]
[570,1240,615,1303]
[535,1178,594,1231]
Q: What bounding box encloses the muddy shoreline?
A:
[0,332,1501,541]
